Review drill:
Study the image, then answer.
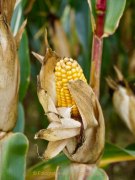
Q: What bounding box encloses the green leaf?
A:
[11,1,23,35]
[26,153,70,179]
[88,0,126,36]
[104,0,126,36]
[100,143,135,167]
[73,0,92,80]
[27,142,135,179]
[14,103,25,133]
[11,1,30,101]
[0,133,29,180]
[18,31,30,101]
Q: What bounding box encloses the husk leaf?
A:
[0,10,26,132]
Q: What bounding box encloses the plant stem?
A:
[90,0,107,98]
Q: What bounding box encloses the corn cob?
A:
[55,57,87,117]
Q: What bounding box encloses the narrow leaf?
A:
[13,103,25,133]
[104,0,126,36]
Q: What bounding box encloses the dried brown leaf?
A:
[68,80,98,129]
[44,140,68,159]
[38,48,60,104]
[32,51,44,64]
[37,88,60,122]
[129,96,135,135]
[35,127,80,141]
[61,118,81,128]
[0,14,20,132]
[57,107,71,118]
[1,0,16,23]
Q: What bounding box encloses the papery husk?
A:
[34,48,60,104]
[1,0,16,24]
[113,87,135,135]
[44,140,68,159]
[35,127,80,141]
[0,8,27,132]
[36,79,104,164]
[64,80,105,164]
[107,67,135,135]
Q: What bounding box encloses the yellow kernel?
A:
[73,73,78,78]
[70,58,73,62]
[67,102,72,105]
[65,65,71,70]
[67,71,72,75]
[61,69,66,73]
[61,62,66,68]
[65,94,71,100]
[74,77,79,80]
[56,81,62,85]
[62,74,66,78]
[56,77,62,81]
[64,90,70,94]
[72,61,78,68]
[62,79,68,83]
[64,57,69,62]
[63,86,68,90]
[77,72,81,77]
[67,76,72,80]
[72,69,76,73]
[55,72,61,77]
[66,61,72,66]
[66,98,72,102]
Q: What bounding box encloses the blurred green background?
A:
[14,0,135,179]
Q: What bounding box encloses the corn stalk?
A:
[89,0,106,98]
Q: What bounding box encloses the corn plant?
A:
[1,0,135,180]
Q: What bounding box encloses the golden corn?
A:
[55,57,87,117]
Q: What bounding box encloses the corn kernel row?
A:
[55,57,87,117]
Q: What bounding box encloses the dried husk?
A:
[33,35,105,164]
[64,80,105,163]
[0,4,27,132]
[1,0,16,23]
[107,67,135,135]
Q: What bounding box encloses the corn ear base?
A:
[56,163,108,180]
